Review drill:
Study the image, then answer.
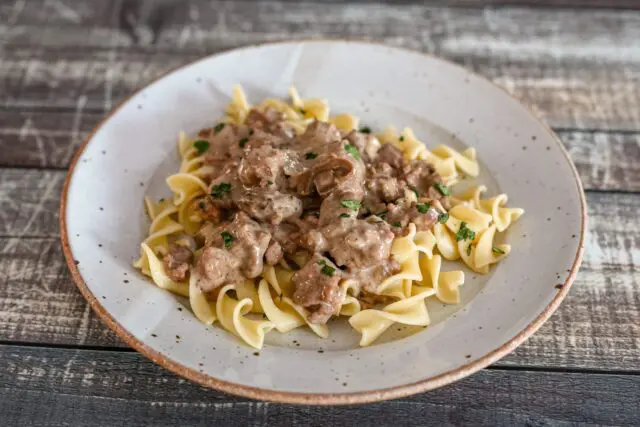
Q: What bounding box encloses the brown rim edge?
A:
[59,39,587,406]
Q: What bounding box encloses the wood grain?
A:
[1,1,640,130]
[0,181,637,369]
[1,111,638,191]
[1,345,639,426]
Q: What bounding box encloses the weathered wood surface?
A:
[1,110,638,191]
[2,1,640,130]
[1,0,639,422]
[1,345,639,426]
[1,168,638,370]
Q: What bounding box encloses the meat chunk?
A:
[364,163,404,208]
[345,131,381,162]
[234,188,303,225]
[162,244,193,282]
[194,198,221,223]
[321,218,395,270]
[238,145,287,187]
[385,201,440,234]
[298,120,342,148]
[376,144,404,169]
[264,240,283,265]
[292,255,343,324]
[196,246,242,292]
[245,108,295,139]
[403,160,451,209]
[195,212,272,292]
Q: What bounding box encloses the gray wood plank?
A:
[0,111,638,191]
[1,345,639,426]
[1,1,640,130]
[0,185,637,370]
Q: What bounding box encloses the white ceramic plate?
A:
[61,41,586,404]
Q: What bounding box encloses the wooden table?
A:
[1,0,639,425]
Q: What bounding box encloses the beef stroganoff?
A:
[134,86,524,349]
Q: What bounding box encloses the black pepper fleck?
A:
[151,333,157,337]
[74,260,80,265]
[465,354,471,359]
[123,280,129,283]
[253,352,260,356]
[555,284,563,289]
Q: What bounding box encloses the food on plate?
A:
[134,86,524,348]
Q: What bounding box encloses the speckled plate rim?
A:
[60,39,586,405]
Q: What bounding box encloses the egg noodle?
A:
[133,85,524,349]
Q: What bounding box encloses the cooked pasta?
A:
[134,85,524,349]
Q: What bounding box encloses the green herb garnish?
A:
[299,108,307,115]
[321,264,336,276]
[456,222,476,242]
[305,152,318,160]
[214,123,225,133]
[211,182,231,199]
[359,126,371,134]
[433,183,450,196]
[220,231,234,248]
[267,180,274,185]
[438,212,449,224]
[392,221,402,227]
[376,211,388,219]
[317,259,326,266]
[492,246,506,255]
[239,137,248,148]
[466,244,472,256]
[416,202,431,213]
[340,199,361,211]
[193,140,210,154]
[344,144,361,160]
[409,185,419,197]
[399,136,405,142]
[339,213,350,218]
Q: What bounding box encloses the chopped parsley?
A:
[359,126,371,134]
[340,199,361,211]
[466,244,472,256]
[344,144,361,160]
[492,246,506,255]
[321,264,336,276]
[214,123,225,134]
[399,136,405,142]
[392,221,402,227]
[267,180,274,185]
[317,259,326,266]
[376,210,388,219]
[438,212,449,224]
[456,222,476,242]
[220,231,234,248]
[433,183,450,196]
[305,151,318,160]
[409,185,419,197]
[211,182,231,199]
[339,213,351,218]
[416,202,431,213]
[299,108,307,115]
[239,137,248,148]
[193,140,210,154]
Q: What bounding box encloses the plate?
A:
[60,41,586,404]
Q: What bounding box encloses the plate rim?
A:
[59,39,587,405]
